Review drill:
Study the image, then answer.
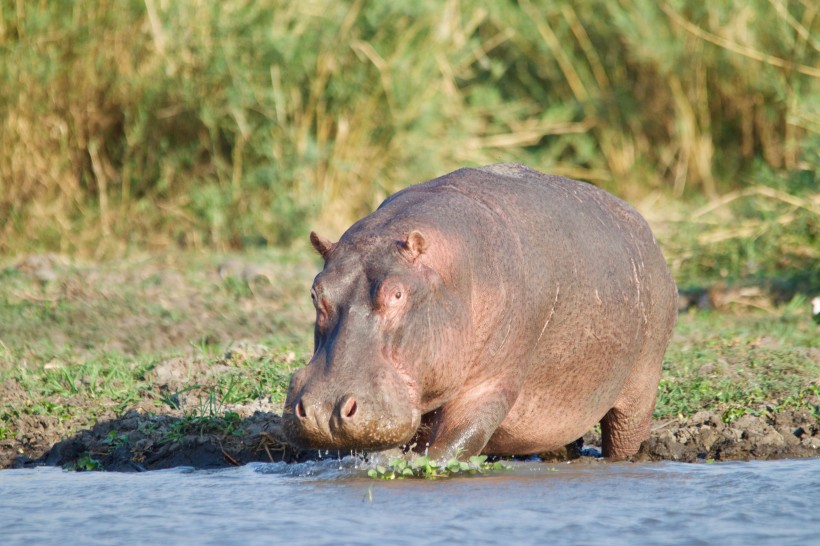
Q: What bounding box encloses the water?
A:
[1,458,818,545]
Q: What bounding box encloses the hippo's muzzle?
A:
[283,368,420,452]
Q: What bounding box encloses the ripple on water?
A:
[0,458,819,545]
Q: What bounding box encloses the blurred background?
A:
[0,0,817,291]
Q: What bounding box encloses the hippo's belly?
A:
[485,390,609,454]
[484,304,644,455]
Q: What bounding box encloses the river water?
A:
[1,458,818,545]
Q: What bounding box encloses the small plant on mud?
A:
[161,381,247,443]
[367,455,510,480]
[160,384,201,410]
[163,411,243,443]
[67,453,102,472]
[102,430,128,448]
[0,407,15,441]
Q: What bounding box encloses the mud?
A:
[1,385,308,471]
[3,387,818,471]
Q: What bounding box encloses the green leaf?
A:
[469,455,487,465]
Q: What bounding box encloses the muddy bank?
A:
[4,401,818,471]
[2,253,818,471]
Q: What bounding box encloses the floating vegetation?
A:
[367,455,511,480]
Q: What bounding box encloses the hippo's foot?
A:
[601,406,652,460]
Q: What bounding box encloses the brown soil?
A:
[3,392,818,470]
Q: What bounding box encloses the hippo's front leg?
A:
[423,387,514,460]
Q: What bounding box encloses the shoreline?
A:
[3,402,818,472]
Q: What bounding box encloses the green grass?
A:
[657,297,820,422]
[0,250,314,358]
[0,250,314,448]
[652,168,818,293]
[162,409,244,444]
[1,344,303,437]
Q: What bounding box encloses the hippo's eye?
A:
[315,302,330,331]
[374,280,408,316]
[386,287,405,305]
[383,285,407,309]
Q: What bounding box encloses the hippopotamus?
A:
[282,163,677,460]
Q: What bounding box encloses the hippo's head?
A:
[282,227,467,452]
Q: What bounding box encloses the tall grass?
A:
[647,168,818,293]
[0,0,817,256]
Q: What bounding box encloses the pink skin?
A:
[282,163,677,461]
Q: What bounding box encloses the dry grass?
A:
[643,173,818,295]
[0,1,817,256]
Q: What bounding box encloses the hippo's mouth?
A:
[281,405,421,453]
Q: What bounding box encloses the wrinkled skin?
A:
[282,163,677,460]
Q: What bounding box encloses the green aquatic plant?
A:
[367,455,510,480]
[67,453,102,472]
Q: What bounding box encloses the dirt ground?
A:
[3,375,818,471]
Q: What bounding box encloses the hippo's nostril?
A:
[340,395,358,420]
[295,400,307,419]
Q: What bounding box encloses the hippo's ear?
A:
[402,230,428,261]
[310,231,336,259]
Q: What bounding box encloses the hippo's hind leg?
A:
[600,345,666,460]
[600,401,653,460]
[601,271,676,459]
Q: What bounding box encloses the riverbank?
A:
[1,252,818,471]
[6,400,819,471]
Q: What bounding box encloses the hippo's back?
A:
[383,163,671,299]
